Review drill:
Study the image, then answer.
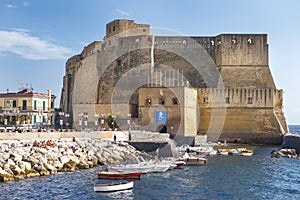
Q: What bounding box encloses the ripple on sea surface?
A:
[1,146,300,200]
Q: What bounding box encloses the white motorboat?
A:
[107,157,172,173]
[177,144,214,155]
[94,181,133,192]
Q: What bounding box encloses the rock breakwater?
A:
[0,138,148,182]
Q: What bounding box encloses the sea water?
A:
[1,126,300,200]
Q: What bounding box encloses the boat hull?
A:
[98,171,142,179]
[177,158,207,165]
[94,181,134,192]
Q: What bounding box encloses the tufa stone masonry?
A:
[60,19,288,144]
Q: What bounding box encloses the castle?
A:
[60,19,288,144]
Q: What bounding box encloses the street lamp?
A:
[38,110,43,130]
[83,113,88,131]
[65,113,70,131]
[4,110,9,131]
[13,109,20,131]
[127,113,132,140]
[59,111,64,131]
[94,114,99,131]
[26,112,32,131]
[78,113,83,131]
[100,114,105,131]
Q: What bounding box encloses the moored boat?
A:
[107,156,172,174]
[241,149,254,156]
[176,152,207,165]
[94,181,134,192]
[98,171,142,179]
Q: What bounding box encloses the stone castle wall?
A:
[60,19,288,144]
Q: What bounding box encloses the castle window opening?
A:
[232,38,237,44]
[247,38,252,44]
[109,27,111,33]
[217,40,221,45]
[211,40,215,46]
[203,97,208,103]
[143,29,146,32]
[225,97,230,104]
[113,26,115,31]
[117,59,122,66]
[159,98,165,105]
[108,40,111,46]
[183,40,187,45]
[145,98,152,106]
[248,97,253,104]
[172,97,178,105]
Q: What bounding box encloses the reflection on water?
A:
[1,146,300,199]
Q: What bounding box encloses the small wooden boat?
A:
[98,171,142,179]
[183,157,207,165]
[241,150,254,156]
[176,152,207,165]
[94,181,134,192]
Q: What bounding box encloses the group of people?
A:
[33,140,55,148]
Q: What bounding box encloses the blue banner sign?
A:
[156,111,167,123]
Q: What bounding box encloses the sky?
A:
[0,0,299,124]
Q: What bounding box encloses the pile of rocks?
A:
[271,148,299,159]
[0,138,148,182]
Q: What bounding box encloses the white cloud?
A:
[0,29,73,60]
[114,9,130,17]
[6,4,17,9]
[23,1,30,6]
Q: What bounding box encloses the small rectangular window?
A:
[13,100,17,108]
[203,97,208,103]
[143,29,146,32]
[22,100,27,110]
[225,97,230,104]
[248,97,253,104]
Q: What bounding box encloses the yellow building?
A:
[0,88,56,130]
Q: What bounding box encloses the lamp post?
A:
[59,111,64,131]
[94,114,99,131]
[83,113,88,131]
[65,113,70,131]
[4,110,9,131]
[100,114,105,131]
[78,113,83,131]
[38,110,43,130]
[13,109,19,131]
[27,112,32,131]
[127,113,132,141]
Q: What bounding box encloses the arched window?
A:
[247,38,252,44]
[145,98,152,106]
[159,98,165,105]
[172,97,178,105]
[232,38,237,44]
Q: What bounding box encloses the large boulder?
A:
[0,169,14,182]
[61,161,77,172]
[282,134,300,154]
